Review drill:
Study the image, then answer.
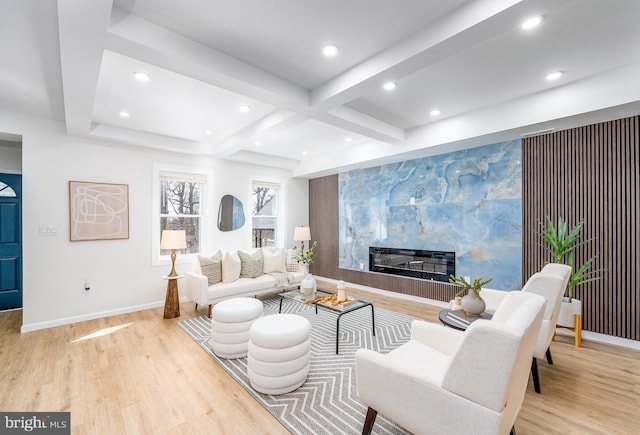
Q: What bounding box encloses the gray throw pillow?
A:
[238,250,264,278]
[199,251,222,285]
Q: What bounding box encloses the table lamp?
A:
[293,226,311,252]
[161,230,187,277]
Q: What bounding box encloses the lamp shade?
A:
[293,226,311,241]
[160,230,187,250]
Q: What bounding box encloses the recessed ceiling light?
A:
[254,141,262,146]
[204,130,212,135]
[118,110,130,118]
[383,81,397,91]
[521,16,543,30]
[546,71,563,81]
[323,44,339,57]
[345,137,353,142]
[302,151,308,156]
[238,104,251,112]
[133,71,151,82]
[430,109,441,116]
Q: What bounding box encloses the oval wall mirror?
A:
[218,194,245,231]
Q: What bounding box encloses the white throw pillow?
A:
[263,247,286,273]
[222,251,241,283]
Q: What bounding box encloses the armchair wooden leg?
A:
[207,304,213,318]
[531,357,541,394]
[510,426,517,435]
[545,347,553,365]
[362,407,378,435]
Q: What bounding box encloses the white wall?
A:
[0,112,308,332]
[0,140,22,172]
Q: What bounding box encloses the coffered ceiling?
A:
[2,0,640,177]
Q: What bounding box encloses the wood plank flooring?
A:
[1,284,638,434]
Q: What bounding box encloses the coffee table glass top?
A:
[279,288,371,313]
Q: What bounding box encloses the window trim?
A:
[251,177,285,248]
[152,163,214,267]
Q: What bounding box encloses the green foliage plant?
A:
[541,216,604,300]
[449,275,493,300]
[293,240,318,266]
[541,217,583,262]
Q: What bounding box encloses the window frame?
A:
[251,178,285,248]
[152,163,213,267]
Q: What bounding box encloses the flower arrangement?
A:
[448,275,493,299]
[293,240,318,266]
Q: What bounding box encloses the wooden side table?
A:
[162,275,183,319]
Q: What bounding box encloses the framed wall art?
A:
[69,181,129,241]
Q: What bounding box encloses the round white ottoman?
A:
[248,314,311,395]
[210,297,264,359]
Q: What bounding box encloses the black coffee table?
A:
[278,289,375,354]
[438,309,493,331]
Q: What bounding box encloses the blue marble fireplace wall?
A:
[338,140,522,290]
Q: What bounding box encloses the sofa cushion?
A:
[239,249,264,278]
[222,251,241,283]
[263,247,286,273]
[207,275,276,300]
[285,248,299,272]
[199,251,223,285]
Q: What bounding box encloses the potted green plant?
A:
[449,275,493,315]
[293,240,317,267]
[541,216,604,326]
[294,241,318,296]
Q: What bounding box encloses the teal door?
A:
[0,174,22,310]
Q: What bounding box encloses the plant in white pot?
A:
[541,217,604,333]
[448,275,493,315]
[294,241,317,298]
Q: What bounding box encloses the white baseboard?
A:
[20,297,189,333]
[318,276,640,351]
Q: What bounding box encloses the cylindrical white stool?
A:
[248,314,311,395]
[210,297,264,359]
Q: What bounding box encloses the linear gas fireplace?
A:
[369,247,455,282]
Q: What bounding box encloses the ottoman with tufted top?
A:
[210,297,264,359]
[247,314,312,395]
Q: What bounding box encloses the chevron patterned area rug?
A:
[178,297,419,435]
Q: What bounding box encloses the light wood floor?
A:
[1,284,638,434]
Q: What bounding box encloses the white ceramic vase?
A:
[461,290,486,315]
[301,273,317,298]
[557,297,582,327]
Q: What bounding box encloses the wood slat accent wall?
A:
[310,115,639,340]
[309,175,458,303]
[523,116,639,340]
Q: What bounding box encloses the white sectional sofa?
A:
[185,247,307,317]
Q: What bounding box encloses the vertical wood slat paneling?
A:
[523,116,639,341]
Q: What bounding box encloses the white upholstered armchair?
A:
[355,291,546,435]
[480,263,571,393]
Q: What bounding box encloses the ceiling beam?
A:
[106,9,310,112]
[309,0,522,110]
[57,0,113,136]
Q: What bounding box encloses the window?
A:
[252,181,281,247]
[0,182,16,197]
[159,170,206,255]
